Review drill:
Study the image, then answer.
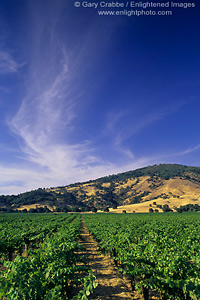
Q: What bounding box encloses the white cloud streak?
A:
[177,144,200,156]
[3,2,117,194]
[0,51,23,74]
[1,1,141,195]
[106,100,189,148]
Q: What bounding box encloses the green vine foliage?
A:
[0,214,97,299]
[83,213,200,300]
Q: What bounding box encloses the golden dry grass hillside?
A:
[46,164,200,213]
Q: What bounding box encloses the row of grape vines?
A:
[0,213,76,261]
[83,213,200,300]
[0,213,97,300]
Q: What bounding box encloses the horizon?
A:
[0,0,200,195]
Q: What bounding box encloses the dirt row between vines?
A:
[78,219,160,300]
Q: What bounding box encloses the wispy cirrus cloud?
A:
[11,54,72,147]
[177,144,200,156]
[106,100,190,148]
[9,48,83,183]
[2,1,142,195]
[7,49,156,194]
[0,51,23,74]
[4,2,115,194]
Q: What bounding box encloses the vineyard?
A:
[0,213,97,299]
[83,213,200,300]
[1,213,200,299]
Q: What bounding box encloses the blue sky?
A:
[0,0,199,195]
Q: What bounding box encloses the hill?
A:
[1,164,200,213]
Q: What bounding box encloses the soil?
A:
[78,219,143,300]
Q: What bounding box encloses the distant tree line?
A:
[0,205,51,214]
[175,204,200,213]
[149,203,173,213]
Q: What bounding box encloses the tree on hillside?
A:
[103,207,109,212]
[111,203,118,209]
[162,204,173,212]
[91,207,97,213]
